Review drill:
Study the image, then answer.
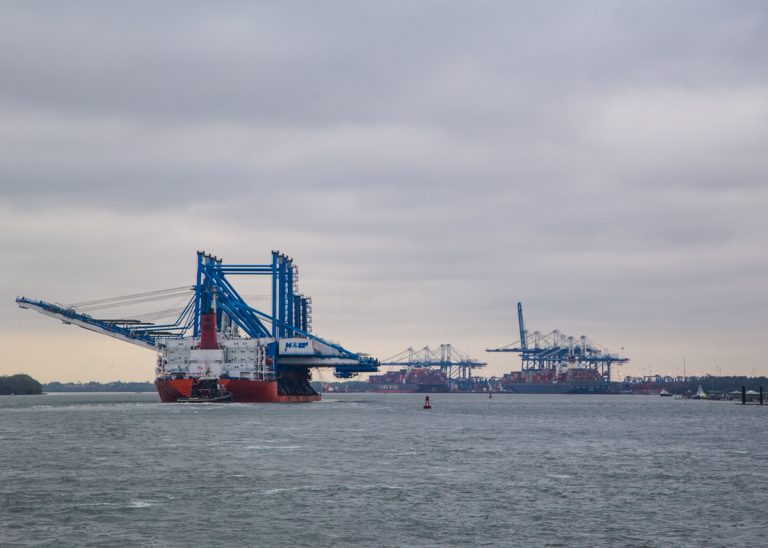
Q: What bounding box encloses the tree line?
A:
[44,381,156,392]
[0,374,43,395]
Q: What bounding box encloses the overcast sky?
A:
[1,1,766,382]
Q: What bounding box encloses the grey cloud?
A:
[1,1,767,379]
[1,2,765,125]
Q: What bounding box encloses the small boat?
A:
[659,389,673,397]
[178,393,233,403]
[178,378,233,404]
[692,385,707,400]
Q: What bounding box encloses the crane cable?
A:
[67,286,193,308]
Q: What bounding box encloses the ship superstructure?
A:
[17,251,377,403]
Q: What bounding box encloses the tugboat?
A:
[692,385,707,400]
[178,378,233,403]
[659,388,673,397]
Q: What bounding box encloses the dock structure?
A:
[379,344,487,390]
[487,302,628,383]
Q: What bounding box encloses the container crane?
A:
[379,344,487,390]
[486,302,628,384]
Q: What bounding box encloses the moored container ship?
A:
[498,365,610,394]
[368,367,449,393]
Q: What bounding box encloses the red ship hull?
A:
[155,379,320,403]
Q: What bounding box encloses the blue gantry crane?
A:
[486,302,628,382]
[17,251,377,380]
[379,344,487,389]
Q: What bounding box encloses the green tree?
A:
[0,374,43,395]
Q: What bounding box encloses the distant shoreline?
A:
[43,381,156,393]
[42,391,159,395]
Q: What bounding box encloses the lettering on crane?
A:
[279,338,315,355]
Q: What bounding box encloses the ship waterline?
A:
[155,378,320,403]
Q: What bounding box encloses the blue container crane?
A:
[486,302,629,382]
[17,250,377,378]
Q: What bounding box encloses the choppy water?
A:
[1,393,766,547]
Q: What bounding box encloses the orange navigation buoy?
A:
[423,395,431,409]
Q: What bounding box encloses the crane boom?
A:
[517,302,527,350]
[16,298,158,350]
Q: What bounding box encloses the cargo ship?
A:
[18,250,378,403]
[154,320,322,403]
[368,367,449,393]
[153,292,326,402]
[498,366,610,394]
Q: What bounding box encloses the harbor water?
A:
[1,393,766,546]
